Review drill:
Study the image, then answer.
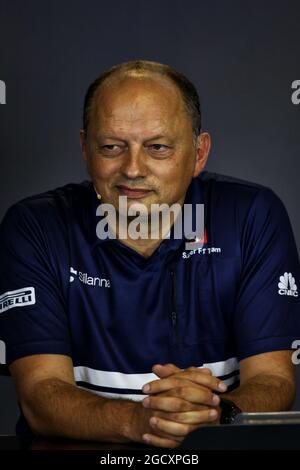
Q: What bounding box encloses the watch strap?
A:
[219,398,242,424]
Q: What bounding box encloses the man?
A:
[0,60,299,449]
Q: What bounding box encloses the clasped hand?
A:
[141,363,227,448]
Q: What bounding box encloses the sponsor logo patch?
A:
[0,287,36,313]
[278,272,298,297]
[69,267,111,288]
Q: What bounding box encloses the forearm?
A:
[21,378,143,443]
[223,373,296,412]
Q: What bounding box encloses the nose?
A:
[120,145,147,180]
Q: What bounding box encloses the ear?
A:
[193,132,211,177]
[80,129,88,164]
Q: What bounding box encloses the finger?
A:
[200,367,213,375]
[176,366,213,375]
[142,433,180,448]
[148,426,183,443]
[152,364,212,379]
[154,408,220,425]
[147,377,204,394]
[180,370,227,391]
[152,363,182,378]
[143,394,215,412]
[168,385,220,406]
[143,370,226,394]
[145,385,220,407]
[149,413,216,437]
[149,416,195,438]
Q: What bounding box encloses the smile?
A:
[116,186,152,199]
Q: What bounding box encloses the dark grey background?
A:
[0,0,299,433]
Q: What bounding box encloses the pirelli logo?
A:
[0,287,36,313]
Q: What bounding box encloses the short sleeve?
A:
[0,202,71,365]
[234,188,300,360]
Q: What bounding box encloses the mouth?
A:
[116,185,153,199]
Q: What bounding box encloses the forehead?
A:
[89,74,190,135]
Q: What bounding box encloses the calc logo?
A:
[278,272,298,297]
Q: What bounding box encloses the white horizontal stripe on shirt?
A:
[77,374,240,399]
[74,357,239,391]
[74,367,157,390]
[203,357,239,377]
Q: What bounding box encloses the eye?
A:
[97,144,124,156]
[147,144,171,157]
[149,144,168,151]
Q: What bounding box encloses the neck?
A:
[112,196,186,258]
[118,236,163,258]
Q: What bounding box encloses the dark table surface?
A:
[0,435,154,451]
[2,422,300,451]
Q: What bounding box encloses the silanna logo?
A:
[69,267,111,288]
[278,272,298,297]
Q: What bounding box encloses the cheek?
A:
[152,164,183,198]
[89,158,121,181]
[158,159,194,199]
[154,159,191,185]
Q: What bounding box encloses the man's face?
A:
[81,73,210,215]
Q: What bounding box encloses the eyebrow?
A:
[96,133,173,143]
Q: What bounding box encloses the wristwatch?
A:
[219,398,242,424]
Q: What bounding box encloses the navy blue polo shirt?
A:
[0,171,300,435]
